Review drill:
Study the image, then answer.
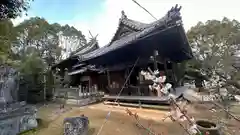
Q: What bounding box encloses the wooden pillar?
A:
[153,50,158,71]
[125,68,130,85]
[77,88,80,105]
[138,72,143,96]
[89,77,91,97]
[83,86,85,98]
[164,58,168,77]
[138,100,142,108]
[107,70,111,88]
[137,87,141,96]
[117,100,120,106]
[79,85,82,98]
[171,62,178,87]
[84,86,86,98]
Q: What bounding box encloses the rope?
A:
[131,0,158,20]
[96,57,140,135]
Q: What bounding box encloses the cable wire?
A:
[96,57,140,135]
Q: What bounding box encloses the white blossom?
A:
[188,124,198,135]
[141,69,201,134]
[159,83,171,95]
[153,70,159,75]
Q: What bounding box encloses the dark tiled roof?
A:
[120,10,150,30]
[79,5,184,62]
[51,39,99,69]
[117,4,182,32]
[71,39,99,56]
[52,4,190,69]
[108,11,151,45]
[120,17,149,31]
[74,40,99,55]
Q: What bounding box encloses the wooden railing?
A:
[54,87,104,100]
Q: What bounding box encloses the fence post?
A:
[139,100,142,108]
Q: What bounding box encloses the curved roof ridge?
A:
[71,39,99,56]
[108,10,150,46]
[119,10,149,30]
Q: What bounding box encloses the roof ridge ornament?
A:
[121,10,127,19]
[167,4,182,19]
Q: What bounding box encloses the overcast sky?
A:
[13,0,239,47]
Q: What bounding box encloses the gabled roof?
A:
[119,11,149,30]
[52,4,192,70]
[79,4,191,64]
[108,11,150,45]
[71,39,99,56]
[51,39,99,69]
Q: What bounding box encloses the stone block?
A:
[63,115,89,135]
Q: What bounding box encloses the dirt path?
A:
[35,103,183,135]
[88,103,170,122]
[37,109,78,135]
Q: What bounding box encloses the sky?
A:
[13,0,240,47]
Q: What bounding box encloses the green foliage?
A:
[0,16,87,102]
[0,19,17,64]
[19,52,45,75]
[15,17,60,68]
[0,0,33,19]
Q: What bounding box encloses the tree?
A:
[0,15,87,102]
[187,18,240,118]
[14,17,62,66]
[14,17,63,102]
[0,0,33,19]
[0,19,17,64]
[187,18,240,90]
[12,17,87,101]
[58,24,87,59]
